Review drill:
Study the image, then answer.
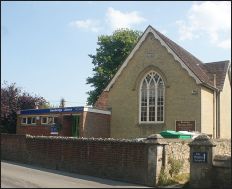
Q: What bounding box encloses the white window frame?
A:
[28,117,36,125]
[41,116,58,125]
[32,117,36,124]
[21,116,36,125]
[41,116,48,125]
[21,117,27,125]
[139,71,165,124]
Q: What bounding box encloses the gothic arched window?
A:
[140,71,165,123]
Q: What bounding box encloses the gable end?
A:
[104,26,201,92]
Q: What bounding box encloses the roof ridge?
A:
[151,26,203,64]
[150,26,212,83]
[204,60,230,64]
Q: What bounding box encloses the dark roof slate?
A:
[203,61,230,90]
[151,26,230,90]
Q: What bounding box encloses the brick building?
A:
[17,106,111,138]
[95,25,231,139]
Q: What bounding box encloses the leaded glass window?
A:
[140,71,165,123]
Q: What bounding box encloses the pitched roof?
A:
[203,61,230,90]
[104,25,230,92]
[152,27,213,86]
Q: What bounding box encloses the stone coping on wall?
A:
[24,134,170,145]
[24,135,154,144]
[213,155,231,168]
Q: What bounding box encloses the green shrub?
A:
[173,173,190,184]
[168,156,184,177]
[158,166,177,186]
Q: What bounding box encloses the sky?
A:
[1,1,231,107]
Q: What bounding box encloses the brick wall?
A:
[94,91,109,110]
[82,112,110,138]
[2,134,230,186]
[59,115,72,136]
[17,126,52,136]
[1,134,154,186]
[1,134,27,163]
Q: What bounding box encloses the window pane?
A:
[146,74,151,83]
[32,117,36,124]
[141,107,147,121]
[154,74,160,82]
[157,106,163,121]
[42,117,47,124]
[149,79,155,106]
[22,117,27,124]
[142,91,147,106]
[149,107,155,121]
[27,117,32,124]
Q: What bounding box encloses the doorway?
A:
[71,115,80,137]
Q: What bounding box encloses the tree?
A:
[1,81,49,133]
[59,98,65,108]
[86,28,142,105]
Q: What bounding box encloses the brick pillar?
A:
[145,134,167,186]
[188,135,216,188]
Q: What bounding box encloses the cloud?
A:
[106,7,146,30]
[218,39,231,49]
[69,19,101,32]
[176,1,231,49]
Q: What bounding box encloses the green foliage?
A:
[158,166,189,186]
[172,173,190,184]
[168,156,184,177]
[158,166,177,186]
[86,29,142,105]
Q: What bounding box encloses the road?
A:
[1,160,148,188]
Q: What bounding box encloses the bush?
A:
[168,156,184,177]
[158,166,177,186]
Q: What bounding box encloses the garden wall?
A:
[1,134,164,186]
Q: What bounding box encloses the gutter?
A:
[201,82,219,92]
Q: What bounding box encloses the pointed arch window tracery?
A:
[140,71,165,123]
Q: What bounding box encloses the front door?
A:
[71,115,80,137]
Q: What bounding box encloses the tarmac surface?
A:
[1,160,148,188]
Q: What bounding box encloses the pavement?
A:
[1,160,149,188]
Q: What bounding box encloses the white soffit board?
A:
[84,107,111,115]
[104,26,201,91]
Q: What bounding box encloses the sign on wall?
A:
[193,152,207,163]
[175,120,196,131]
[20,106,84,115]
[51,125,58,135]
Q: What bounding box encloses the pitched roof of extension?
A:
[104,25,230,92]
[203,61,230,90]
